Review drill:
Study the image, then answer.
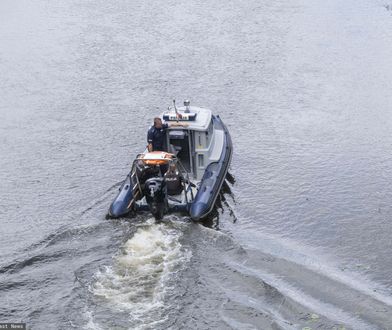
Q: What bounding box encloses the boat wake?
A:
[86,218,191,329]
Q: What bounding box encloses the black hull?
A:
[108,173,135,218]
[189,115,233,221]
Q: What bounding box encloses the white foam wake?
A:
[88,219,191,329]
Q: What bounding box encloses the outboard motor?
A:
[144,177,168,220]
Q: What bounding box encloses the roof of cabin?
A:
[161,106,212,131]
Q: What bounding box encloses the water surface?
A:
[1,0,392,328]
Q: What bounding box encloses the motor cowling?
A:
[144,177,168,220]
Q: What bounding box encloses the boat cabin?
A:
[162,105,222,180]
[107,100,232,220]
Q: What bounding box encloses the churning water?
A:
[89,219,192,329]
[1,0,392,329]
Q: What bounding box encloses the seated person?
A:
[164,163,184,195]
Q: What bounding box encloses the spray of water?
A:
[88,218,191,329]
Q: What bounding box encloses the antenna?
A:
[173,99,179,122]
[173,99,177,112]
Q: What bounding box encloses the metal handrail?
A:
[175,159,192,206]
[131,160,144,196]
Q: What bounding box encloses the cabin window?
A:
[198,154,204,168]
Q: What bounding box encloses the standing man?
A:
[147,117,187,152]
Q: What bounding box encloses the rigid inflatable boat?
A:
[107,100,232,221]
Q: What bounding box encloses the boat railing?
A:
[131,155,193,204]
